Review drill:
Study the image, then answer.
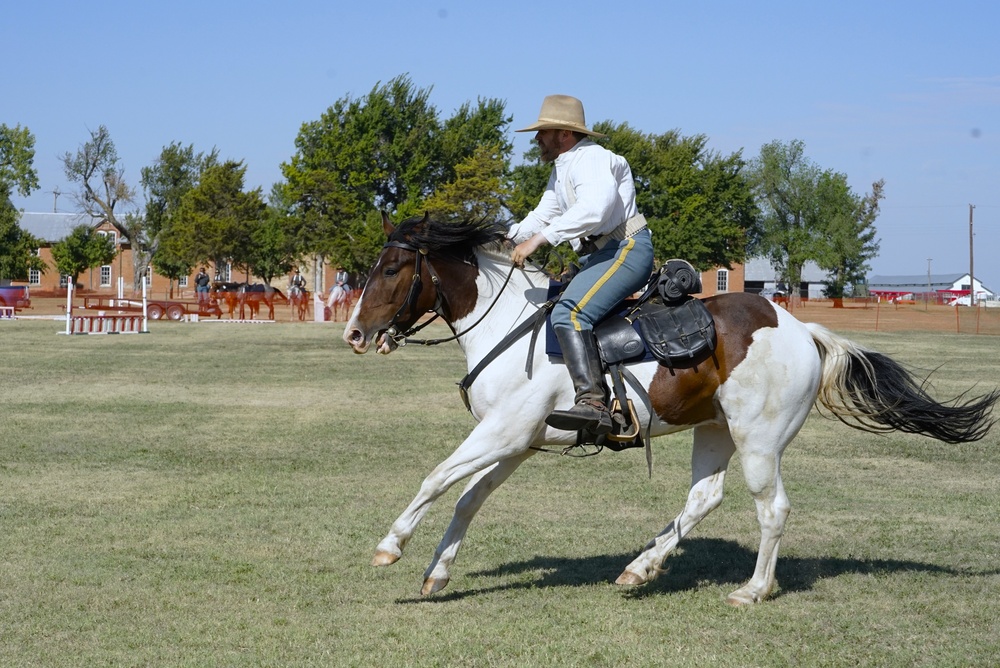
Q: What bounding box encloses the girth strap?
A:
[457,303,554,412]
[619,365,654,477]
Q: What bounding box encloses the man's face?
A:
[535,129,567,163]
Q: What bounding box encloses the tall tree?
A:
[246,204,295,286]
[422,144,512,224]
[61,125,135,230]
[140,142,219,291]
[161,161,265,280]
[50,224,117,289]
[814,176,884,302]
[748,139,825,298]
[439,98,513,184]
[285,75,441,216]
[61,126,140,292]
[0,124,45,280]
[0,123,40,203]
[600,123,758,270]
[749,139,883,302]
[281,74,513,278]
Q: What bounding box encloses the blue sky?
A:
[4,1,998,289]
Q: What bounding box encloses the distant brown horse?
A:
[211,281,243,319]
[288,286,309,321]
[238,284,285,320]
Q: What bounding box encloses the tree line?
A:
[1,74,883,298]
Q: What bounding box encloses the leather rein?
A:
[379,239,636,462]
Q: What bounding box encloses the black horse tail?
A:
[807,324,998,444]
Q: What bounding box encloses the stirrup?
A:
[606,398,640,442]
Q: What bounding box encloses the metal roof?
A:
[17,212,104,243]
[743,257,828,282]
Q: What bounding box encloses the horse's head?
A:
[343,212,508,354]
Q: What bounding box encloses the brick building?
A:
[13,212,354,300]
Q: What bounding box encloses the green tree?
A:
[162,161,265,280]
[0,124,45,281]
[281,74,513,278]
[246,205,295,286]
[749,139,883,303]
[507,143,550,222]
[1,123,40,202]
[815,176,883,302]
[0,208,46,281]
[748,139,825,299]
[439,98,513,184]
[600,123,758,270]
[422,144,512,223]
[50,224,117,289]
[141,142,219,291]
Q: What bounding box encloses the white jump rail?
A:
[61,282,149,335]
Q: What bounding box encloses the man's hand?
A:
[511,233,548,267]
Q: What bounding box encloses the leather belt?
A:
[584,214,648,253]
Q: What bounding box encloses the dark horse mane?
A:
[390,214,509,258]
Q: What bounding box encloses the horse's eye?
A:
[384,267,398,277]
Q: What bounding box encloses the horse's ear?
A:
[381,211,396,237]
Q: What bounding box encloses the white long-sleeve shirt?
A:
[507,139,638,251]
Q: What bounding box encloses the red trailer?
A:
[81,296,223,320]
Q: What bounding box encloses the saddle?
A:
[457,259,717,469]
[544,260,718,457]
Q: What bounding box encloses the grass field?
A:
[1,317,999,667]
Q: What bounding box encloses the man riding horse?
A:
[508,95,654,434]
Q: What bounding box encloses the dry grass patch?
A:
[1,319,998,667]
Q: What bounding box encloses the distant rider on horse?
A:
[289,268,307,297]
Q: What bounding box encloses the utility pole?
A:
[969,204,976,306]
[926,258,932,310]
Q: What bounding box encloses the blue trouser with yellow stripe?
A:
[550,229,655,332]
[545,229,654,433]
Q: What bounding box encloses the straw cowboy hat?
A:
[516,94,607,138]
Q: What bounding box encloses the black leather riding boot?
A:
[546,327,613,434]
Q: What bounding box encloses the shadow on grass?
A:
[397,537,991,603]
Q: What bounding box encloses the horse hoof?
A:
[421,577,449,596]
[725,589,757,606]
[372,550,401,567]
[615,570,646,586]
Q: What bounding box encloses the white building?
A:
[742,257,829,299]
[867,273,995,303]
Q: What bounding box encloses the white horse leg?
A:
[616,424,736,585]
[724,448,790,606]
[372,419,532,572]
[421,450,535,595]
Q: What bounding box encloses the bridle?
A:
[380,238,517,347]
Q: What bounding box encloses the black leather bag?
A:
[632,298,716,368]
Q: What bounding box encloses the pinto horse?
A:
[343,213,998,605]
[325,285,353,322]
